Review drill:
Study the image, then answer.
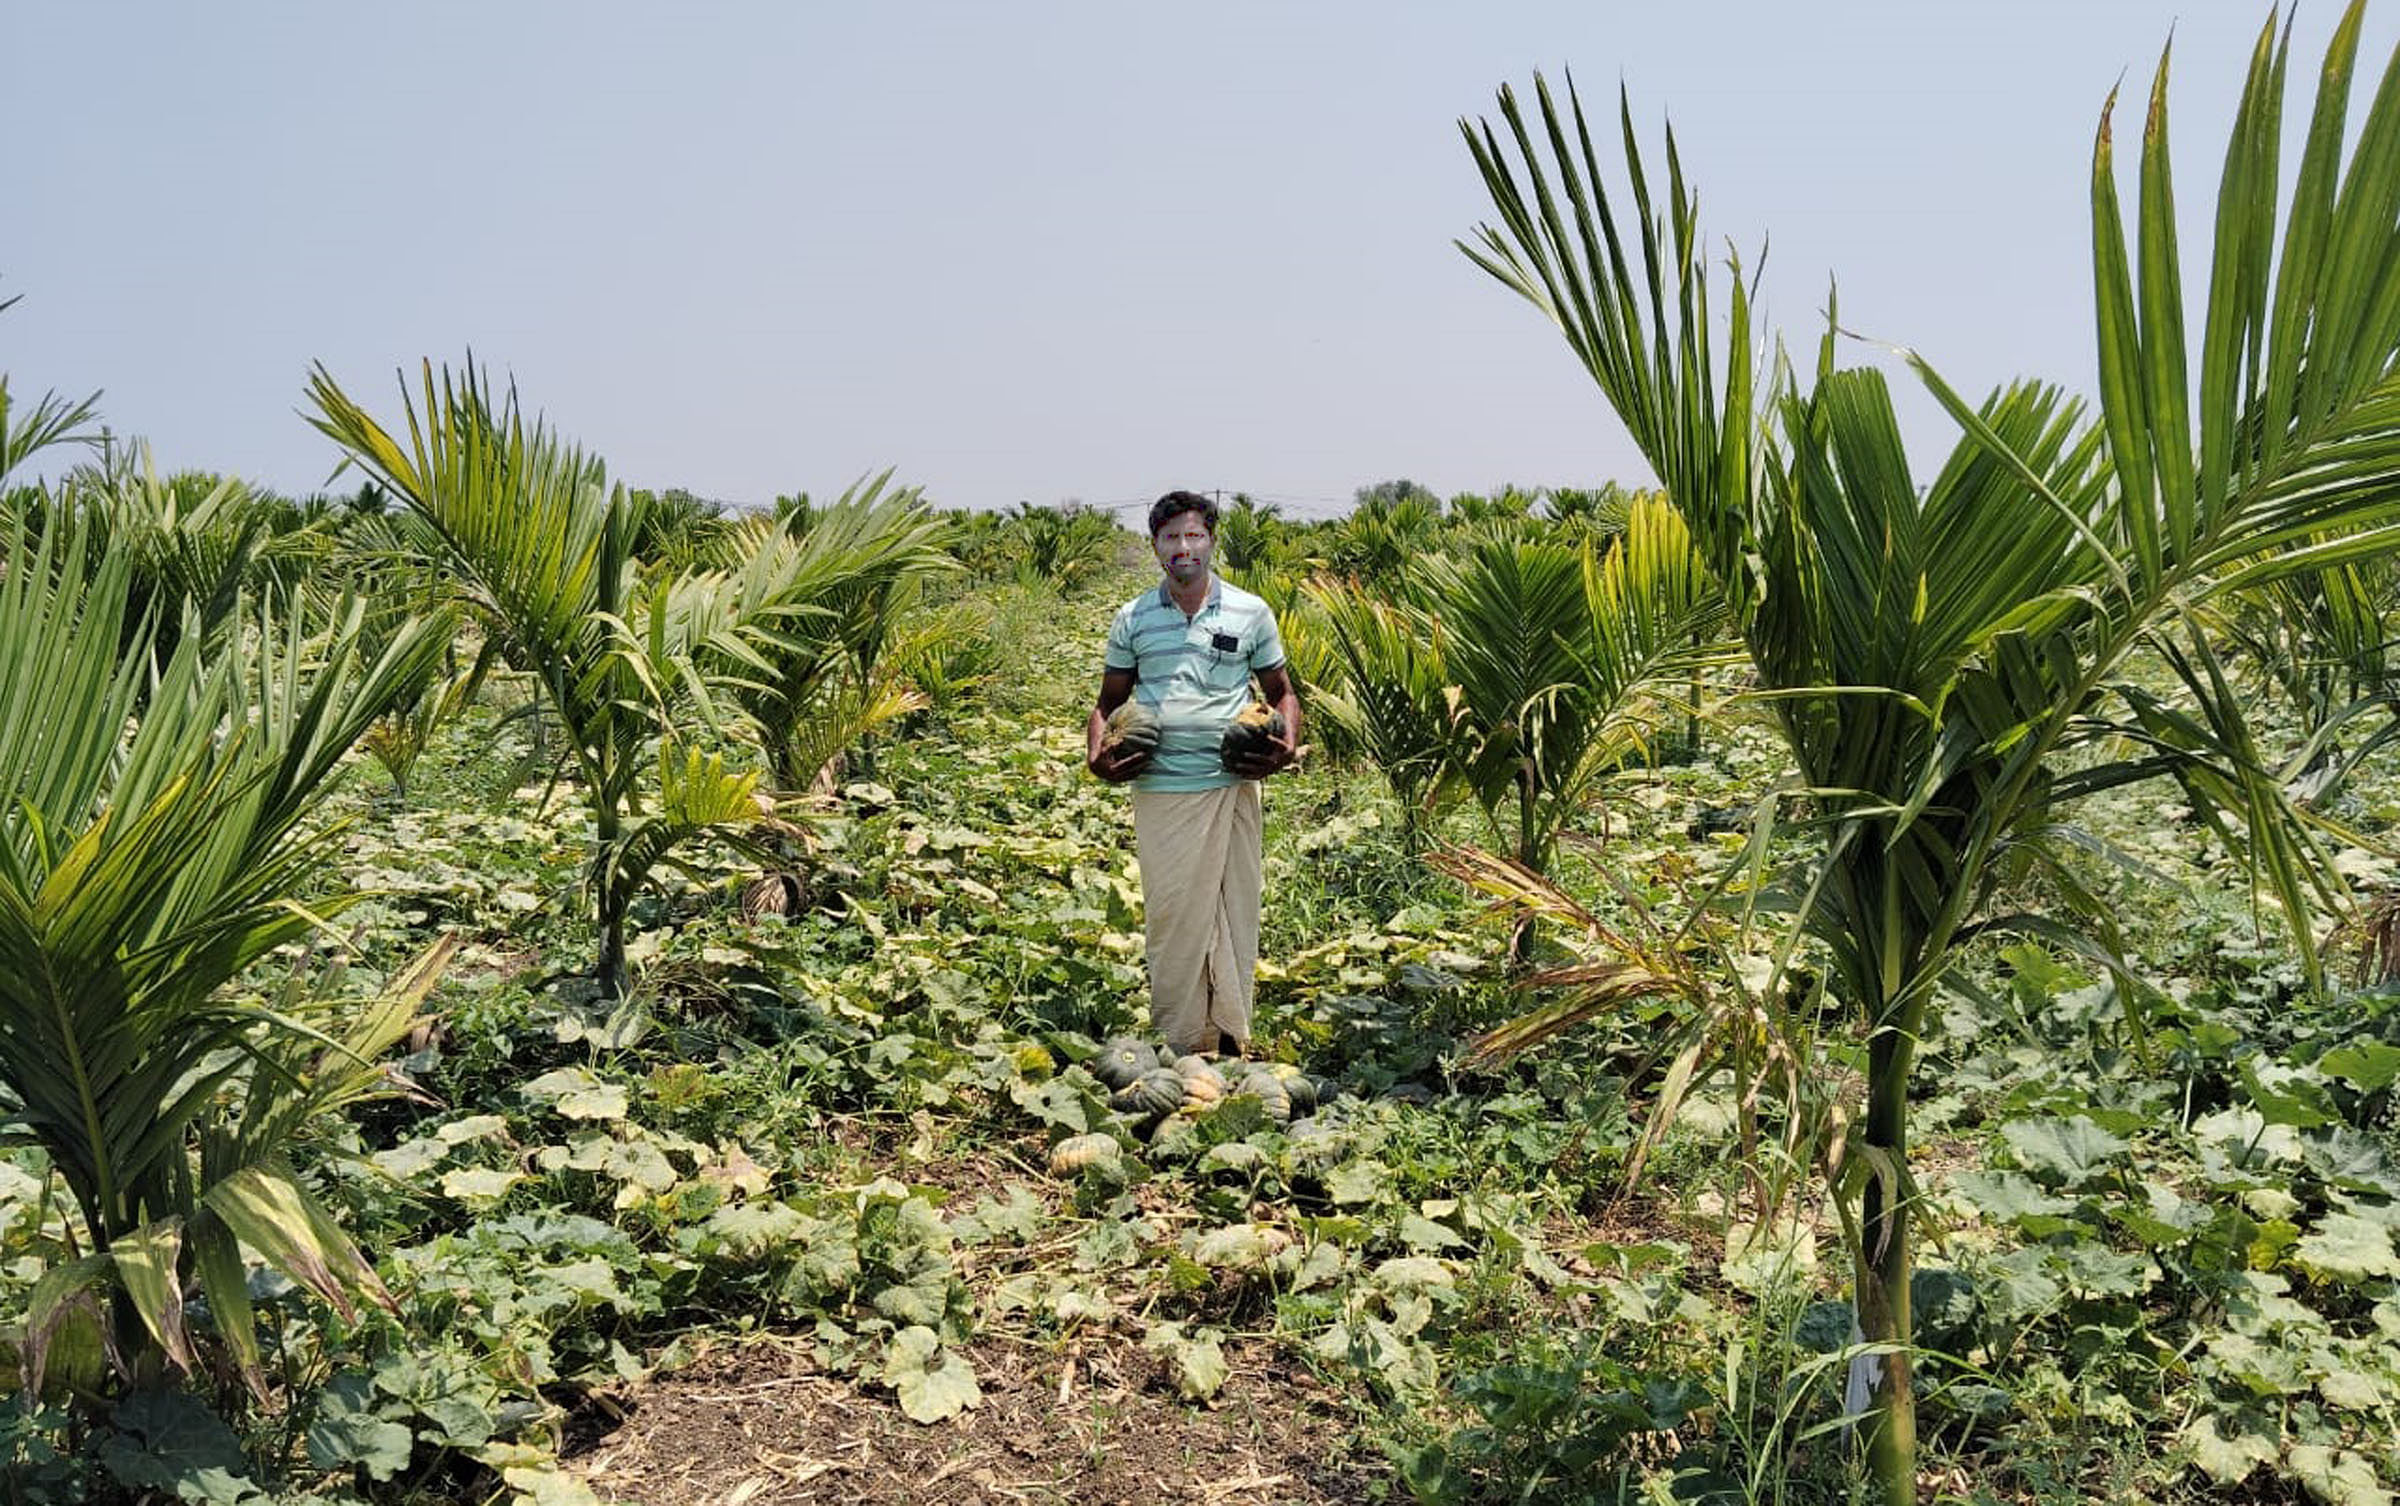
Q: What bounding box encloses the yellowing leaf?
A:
[202,1166,379,1321]
[882,1326,979,1423]
[1142,1320,1230,1401]
[1372,1256,1455,1290]
[502,1463,607,1506]
[695,1143,773,1199]
[439,1166,527,1206]
[2294,1213,2400,1282]
[521,1067,629,1121]
[2287,1445,2392,1506]
[2180,1416,2275,1486]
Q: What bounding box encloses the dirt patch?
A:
[571,1333,1384,1505]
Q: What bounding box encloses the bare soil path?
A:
[572,1334,1386,1505]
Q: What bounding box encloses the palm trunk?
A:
[597,905,627,998]
[1855,1014,1917,1506]
[594,806,626,996]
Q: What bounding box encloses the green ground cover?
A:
[8,560,2394,1505]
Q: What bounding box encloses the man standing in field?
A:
[1087,491,1301,1059]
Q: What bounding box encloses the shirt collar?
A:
[1155,577,1222,613]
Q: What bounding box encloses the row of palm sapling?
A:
[1440,4,2400,1500]
[0,350,957,1421]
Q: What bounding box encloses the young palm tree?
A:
[0,514,449,1396]
[1461,7,2400,1496]
[1315,500,1730,871]
[1300,575,1456,845]
[715,473,957,792]
[307,362,769,993]
[310,363,954,991]
[1214,494,1283,572]
[1,446,329,685]
[1007,501,1119,591]
[1326,488,1440,586]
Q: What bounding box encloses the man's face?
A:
[1153,515,1214,585]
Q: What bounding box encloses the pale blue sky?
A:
[6,4,2392,517]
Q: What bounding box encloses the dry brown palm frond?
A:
[2350,886,2400,986]
[1436,841,1840,1220]
[1459,960,1687,1070]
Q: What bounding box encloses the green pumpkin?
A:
[1147,1112,1201,1160]
[1113,1066,1185,1118]
[1090,1037,1158,1091]
[1260,1061,1317,1115]
[1229,1064,1293,1124]
[1102,700,1162,755]
[1173,1056,1228,1110]
[1218,703,1287,769]
[1049,1132,1123,1175]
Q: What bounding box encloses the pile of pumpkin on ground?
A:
[1047,1036,1335,1176]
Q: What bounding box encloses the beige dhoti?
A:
[1130,781,1263,1056]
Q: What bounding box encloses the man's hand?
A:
[1088,669,1148,783]
[1230,666,1302,781]
[1088,742,1153,783]
[1226,733,1297,780]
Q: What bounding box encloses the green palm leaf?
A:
[0,511,443,1386]
[1460,11,2400,1495]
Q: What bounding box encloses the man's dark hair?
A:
[1149,490,1217,538]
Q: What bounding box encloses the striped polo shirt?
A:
[1103,576,1286,791]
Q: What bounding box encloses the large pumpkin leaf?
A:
[2001,1116,2131,1186]
[2293,1212,2400,1282]
[882,1326,979,1423]
[304,1373,414,1483]
[2181,1414,2277,1486]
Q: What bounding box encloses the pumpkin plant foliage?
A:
[1460,5,2400,1498]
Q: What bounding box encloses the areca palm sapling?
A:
[0,515,451,1397]
[310,365,952,991]
[1408,502,1732,872]
[1446,487,1540,525]
[887,599,1003,726]
[1300,575,1456,845]
[306,362,774,994]
[2,446,328,684]
[709,473,956,793]
[1540,483,1635,535]
[1327,487,1440,586]
[1460,9,2400,1496]
[1214,494,1283,571]
[630,485,736,571]
[335,512,489,805]
[940,508,1013,577]
[1302,499,1727,862]
[1008,501,1119,591]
